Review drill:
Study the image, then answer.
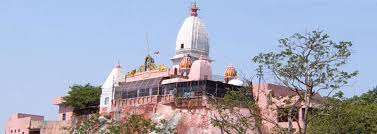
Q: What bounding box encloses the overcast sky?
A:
[1,0,376,129]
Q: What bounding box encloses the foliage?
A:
[63,84,101,110]
[108,115,157,134]
[154,119,177,134]
[73,113,101,134]
[253,30,358,133]
[253,30,358,97]
[308,89,377,134]
[72,114,159,134]
[349,86,377,104]
[210,87,264,134]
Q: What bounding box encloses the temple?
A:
[5,3,318,134]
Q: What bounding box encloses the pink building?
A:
[5,98,73,134]
[251,83,320,133]
[97,3,320,133]
[53,97,74,122]
[5,113,44,134]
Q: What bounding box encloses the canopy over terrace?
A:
[114,77,164,99]
[114,78,243,100]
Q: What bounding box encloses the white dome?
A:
[176,16,209,55]
[172,4,210,66]
[228,79,244,86]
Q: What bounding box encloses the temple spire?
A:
[172,2,209,66]
[191,3,199,17]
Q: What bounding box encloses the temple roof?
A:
[102,64,125,89]
[175,3,209,59]
[118,77,164,92]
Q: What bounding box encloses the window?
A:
[174,68,178,75]
[62,113,66,121]
[152,87,158,95]
[104,97,109,105]
[180,44,184,49]
[138,88,150,97]
[277,107,299,122]
[127,90,138,98]
[170,88,176,95]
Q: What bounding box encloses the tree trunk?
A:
[288,100,301,134]
[288,108,293,134]
[302,94,312,134]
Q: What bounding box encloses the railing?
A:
[120,95,159,106]
[115,94,206,108]
[159,94,175,104]
[175,97,204,108]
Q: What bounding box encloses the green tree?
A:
[253,30,358,133]
[308,89,377,134]
[349,86,377,104]
[63,84,101,113]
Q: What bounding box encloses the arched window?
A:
[180,44,184,49]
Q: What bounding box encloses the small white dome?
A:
[228,79,244,86]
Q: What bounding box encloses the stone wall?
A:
[41,121,71,134]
